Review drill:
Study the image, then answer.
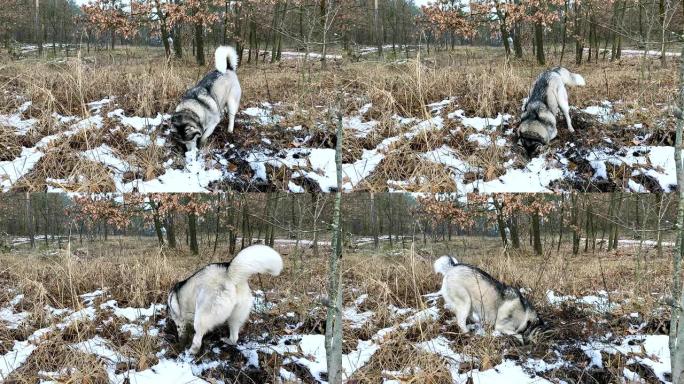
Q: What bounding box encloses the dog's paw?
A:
[567,127,575,133]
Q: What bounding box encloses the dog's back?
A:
[168,262,233,323]
[440,263,505,322]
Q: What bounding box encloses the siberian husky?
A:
[170,46,242,152]
[434,256,543,342]
[167,244,283,354]
[518,67,586,156]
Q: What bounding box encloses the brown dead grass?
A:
[1,47,678,192]
[0,237,330,383]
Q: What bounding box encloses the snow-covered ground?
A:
[0,95,676,193]
[0,287,345,383]
[342,288,672,383]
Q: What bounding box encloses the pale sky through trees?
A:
[72,0,433,7]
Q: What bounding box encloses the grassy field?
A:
[0,46,679,193]
[344,238,672,383]
[0,234,674,382]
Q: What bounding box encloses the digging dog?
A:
[518,67,586,157]
[434,256,543,343]
[167,244,283,354]
[170,46,242,152]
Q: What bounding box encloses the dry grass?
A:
[0,47,678,192]
[0,238,331,383]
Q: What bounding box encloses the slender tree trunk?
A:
[532,210,542,255]
[659,0,666,67]
[173,22,183,58]
[188,212,199,254]
[195,22,205,66]
[374,0,382,57]
[611,192,623,249]
[26,193,34,248]
[370,193,378,248]
[656,193,664,258]
[213,195,221,255]
[325,100,344,384]
[670,40,684,384]
[575,2,583,65]
[535,21,545,65]
[572,194,580,255]
[560,0,569,65]
[312,193,320,257]
[165,214,176,249]
[509,216,521,249]
[557,196,564,252]
[493,200,508,246]
[35,0,42,56]
[512,22,523,58]
[150,200,165,246]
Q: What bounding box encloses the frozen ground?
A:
[0,286,346,383]
[0,95,677,193]
[343,287,672,383]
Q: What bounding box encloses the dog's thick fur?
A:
[167,245,283,354]
[434,256,542,340]
[518,67,586,157]
[171,46,241,152]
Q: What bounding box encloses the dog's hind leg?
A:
[188,293,236,354]
[226,299,252,345]
[557,86,574,133]
[227,97,239,134]
[227,111,236,134]
[455,295,472,334]
[445,288,471,333]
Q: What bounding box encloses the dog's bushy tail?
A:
[558,67,586,87]
[215,46,239,73]
[433,255,459,275]
[227,244,283,283]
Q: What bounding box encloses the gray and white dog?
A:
[518,67,586,157]
[434,256,543,342]
[167,244,283,354]
[171,46,242,152]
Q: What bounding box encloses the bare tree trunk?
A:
[656,193,664,258]
[532,210,542,255]
[195,20,205,66]
[509,216,520,249]
[575,1,583,65]
[149,200,165,246]
[557,195,564,252]
[325,100,344,384]
[312,193,320,257]
[535,21,545,65]
[659,0,666,67]
[188,212,199,254]
[165,214,176,249]
[25,193,34,248]
[35,0,42,56]
[213,195,221,255]
[370,193,379,248]
[559,0,569,65]
[493,200,508,246]
[374,0,383,57]
[572,194,580,255]
[670,40,684,384]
